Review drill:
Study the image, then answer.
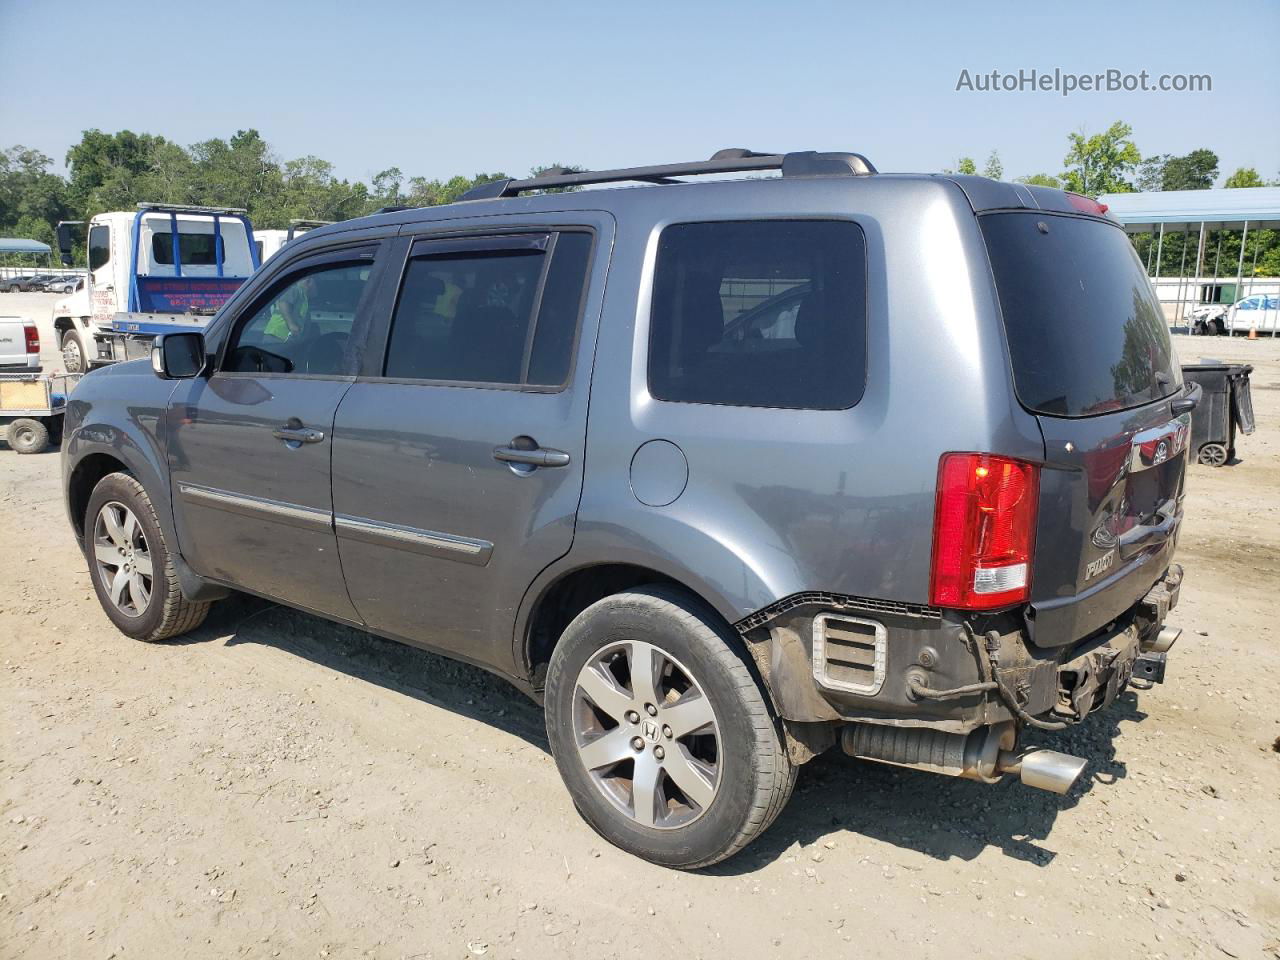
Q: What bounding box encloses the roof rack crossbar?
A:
[136,202,249,216]
[458,149,876,201]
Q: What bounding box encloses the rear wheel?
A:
[7,418,49,454]
[544,585,795,869]
[85,472,211,641]
[61,328,87,373]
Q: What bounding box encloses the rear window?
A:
[648,220,867,409]
[152,231,224,266]
[981,212,1178,418]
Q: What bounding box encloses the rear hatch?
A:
[981,211,1188,647]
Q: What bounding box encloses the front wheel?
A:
[544,586,795,869]
[85,472,211,641]
[61,328,88,374]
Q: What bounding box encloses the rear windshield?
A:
[152,231,225,266]
[980,212,1178,418]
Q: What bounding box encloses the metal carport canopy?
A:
[0,238,53,254]
[1098,187,1280,231]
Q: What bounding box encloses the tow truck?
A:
[52,204,258,372]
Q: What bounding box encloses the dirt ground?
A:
[2,291,1278,960]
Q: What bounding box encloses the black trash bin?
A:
[1180,362,1256,466]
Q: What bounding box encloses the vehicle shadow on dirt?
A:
[179,594,1150,874]
[179,594,551,749]
[708,695,1146,875]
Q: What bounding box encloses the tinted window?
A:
[224,260,372,375]
[527,232,592,386]
[384,232,591,386]
[981,213,1178,417]
[88,225,110,272]
[648,220,867,409]
[152,231,224,265]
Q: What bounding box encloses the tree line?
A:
[2,122,1277,275]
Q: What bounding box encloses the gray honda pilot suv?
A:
[62,150,1195,868]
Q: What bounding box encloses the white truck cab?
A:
[53,204,258,372]
[252,220,330,267]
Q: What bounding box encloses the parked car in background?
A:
[63,151,1194,868]
[1225,293,1280,335]
[31,274,77,293]
[3,274,41,292]
[20,273,59,291]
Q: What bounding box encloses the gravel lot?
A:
[2,291,1279,959]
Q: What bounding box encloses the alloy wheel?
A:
[92,501,153,617]
[571,640,721,829]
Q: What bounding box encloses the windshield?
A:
[981,212,1178,418]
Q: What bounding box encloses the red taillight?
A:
[930,453,1039,610]
[24,324,39,353]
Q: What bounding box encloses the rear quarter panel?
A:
[566,176,1044,624]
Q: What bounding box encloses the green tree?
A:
[65,129,176,215]
[188,130,281,216]
[369,167,404,209]
[1015,173,1062,188]
[1136,154,1170,192]
[982,151,1003,180]
[1224,167,1265,188]
[0,146,69,230]
[1161,149,1217,190]
[1062,121,1141,195]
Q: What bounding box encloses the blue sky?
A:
[2,0,1276,186]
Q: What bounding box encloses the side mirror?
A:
[152,332,207,379]
[55,221,80,267]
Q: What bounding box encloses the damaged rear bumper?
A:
[735,565,1183,783]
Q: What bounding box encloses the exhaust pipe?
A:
[997,749,1088,795]
[1143,625,1180,653]
[841,722,1088,794]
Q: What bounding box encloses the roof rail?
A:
[136,202,249,216]
[458,149,877,201]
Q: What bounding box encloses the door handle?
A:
[273,425,325,445]
[493,442,570,468]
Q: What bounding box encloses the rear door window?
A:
[980,213,1178,418]
[648,220,867,409]
[383,231,592,387]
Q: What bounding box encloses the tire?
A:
[544,585,796,869]
[61,328,87,373]
[84,471,211,641]
[1208,318,1225,337]
[7,418,49,454]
